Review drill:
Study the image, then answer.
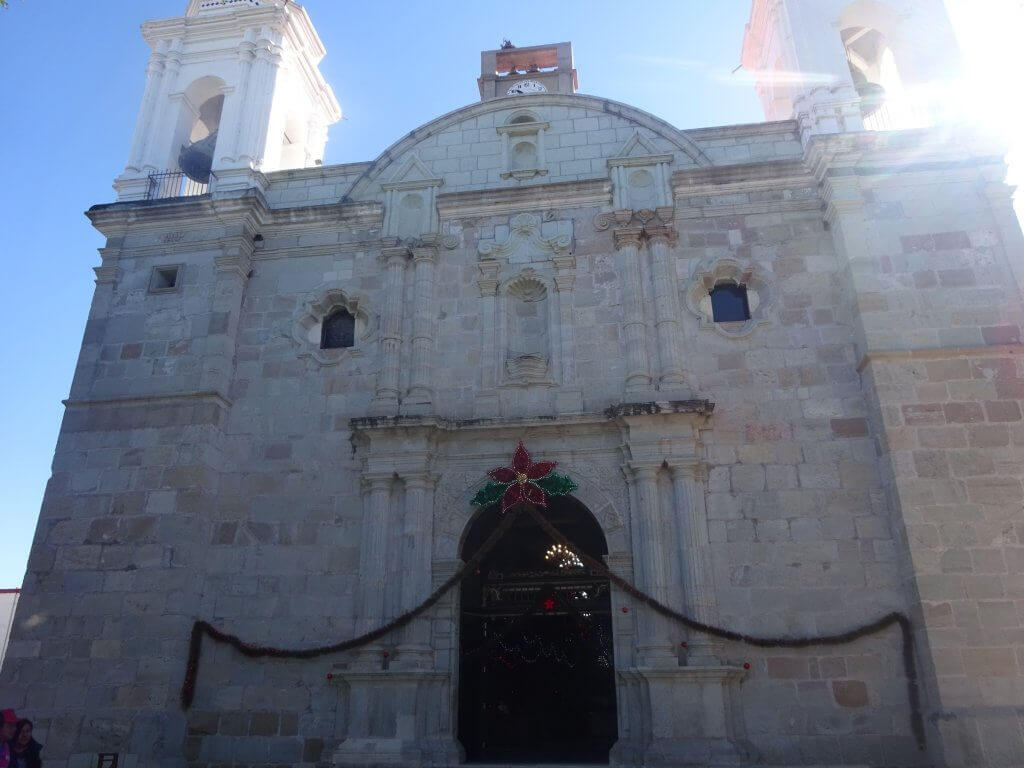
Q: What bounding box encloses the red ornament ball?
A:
[743,662,751,670]
[326,673,333,680]
[680,641,688,648]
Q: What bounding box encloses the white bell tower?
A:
[116,0,341,200]
[741,0,963,140]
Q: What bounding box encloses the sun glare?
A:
[946,0,1024,209]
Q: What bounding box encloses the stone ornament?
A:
[292,283,374,365]
[684,258,773,338]
[479,212,572,262]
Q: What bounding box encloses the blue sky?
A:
[0,1,1016,587]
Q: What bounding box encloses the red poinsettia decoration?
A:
[472,442,578,512]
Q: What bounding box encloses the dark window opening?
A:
[150,265,180,293]
[710,283,750,322]
[320,308,355,349]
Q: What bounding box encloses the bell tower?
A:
[115,0,341,200]
[741,0,963,139]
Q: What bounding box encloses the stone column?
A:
[211,41,255,166]
[553,256,583,413]
[141,44,182,173]
[396,472,437,668]
[669,462,721,664]
[126,51,167,172]
[374,245,410,412]
[628,463,676,666]
[236,41,280,167]
[355,474,393,662]
[405,239,438,411]
[614,228,652,392]
[475,260,500,415]
[647,226,688,391]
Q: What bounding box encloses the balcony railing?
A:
[146,171,215,200]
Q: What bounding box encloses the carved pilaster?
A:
[405,238,438,411]
[613,228,652,391]
[552,252,581,411]
[373,245,411,412]
[355,473,394,660]
[626,463,677,666]
[647,228,688,391]
[396,471,438,668]
[669,461,721,664]
[477,260,501,411]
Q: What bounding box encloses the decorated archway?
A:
[457,491,618,763]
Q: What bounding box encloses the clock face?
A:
[507,79,547,95]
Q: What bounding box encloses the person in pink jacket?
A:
[0,710,17,768]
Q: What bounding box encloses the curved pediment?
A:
[342,93,714,205]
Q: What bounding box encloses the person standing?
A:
[9,720,41,768]
[0,710,17,768]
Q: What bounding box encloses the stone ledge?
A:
[61,390,231,432]
[857,343,1024,372]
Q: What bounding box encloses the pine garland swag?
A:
[179,501,926,752]
[534,472,578,497]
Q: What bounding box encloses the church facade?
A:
[3,1,1024,766]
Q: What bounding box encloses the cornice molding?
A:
[671,158,813,195]
[437,178,610,219]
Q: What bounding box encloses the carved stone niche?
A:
[501,271,554,386]
[684,258,773,339]
[496,110,550,180]
[292,284,374,365]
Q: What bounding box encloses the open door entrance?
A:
[458,496,617,763]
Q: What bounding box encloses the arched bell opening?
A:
[173,76,226,183]
[457,496,618,764]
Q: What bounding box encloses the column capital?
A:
[380,245,411,266]
[667,460,704,482]
[626,462,661,481]
[402,472,439,491]
[361,473,394,493]
[478,259,500,296]
[646,226,678,247]
[552,253,577,273]
[613,227,645,250]
[411,244,438,264]
[553,273,575,292]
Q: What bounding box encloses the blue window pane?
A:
[321,309,355,349]
[710,284,750,322]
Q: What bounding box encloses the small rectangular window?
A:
[149,265,181,293]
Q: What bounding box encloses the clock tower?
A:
[478,41,578,100]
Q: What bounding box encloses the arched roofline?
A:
[342,92,714,203]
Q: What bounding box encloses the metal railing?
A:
[145,171,215,200]
[862,98,936,132]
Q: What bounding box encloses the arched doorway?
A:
[458,496,618,763]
